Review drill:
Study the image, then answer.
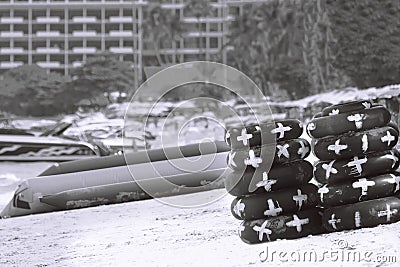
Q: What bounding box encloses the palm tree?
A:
[184,0,214,60]
[142,5,183,66]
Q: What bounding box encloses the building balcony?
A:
[160,3,185,9]
[0,61,24,68]
[0,31,24,37]
[181,16,234,23]
[36,31,61,37]
[72,31,97,37]
[0,48,25,54]
[108,30,133,37]
[72,47,97,53]
[109,47,134,53]
[36,62,61,68]
[36,17,61,23]
[72,61,83,68]
[36,47,61,53]
[185,31,227,37]
[143,48,220,55]
[0,17,24,24]
[72,16,97,23]
[109,16,134,23]
[226,0,271,5]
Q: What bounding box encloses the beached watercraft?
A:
[0,126,102,161]
[0,120,153,161]
[0,141,230,218]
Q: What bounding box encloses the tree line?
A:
[0,0,399,116]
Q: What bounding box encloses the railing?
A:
[72,47,97,53]
[0,62,24,68]
[109,47,134,53]
[0,48,25,54]
[36,47,61,53]
[36,61,61,68]
[36,17,61,23]
[0,17,24,23]
[35,31,61,37]
[0,31,24,37]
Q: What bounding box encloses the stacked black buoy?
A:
[225,119,325,244]
[306,100,400,232]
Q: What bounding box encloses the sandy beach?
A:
[0,161,399,267]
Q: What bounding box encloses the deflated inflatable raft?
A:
[0,141,230,218]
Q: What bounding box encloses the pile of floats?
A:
[224,100,400,244]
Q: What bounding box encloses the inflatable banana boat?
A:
[0,141,230,218]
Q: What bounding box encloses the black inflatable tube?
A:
[226,119,302,150]
[318,172,400,207]
[314,149,400,185]
[321,100,374,117]
[227,138,311,171]
[322,196,400,232]
[225,160,314,197]
[306,106,391,138]
[239,208,325,244]
[231,183,318,220]
[313,126,399,161]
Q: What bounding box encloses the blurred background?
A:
[0,0,399,154]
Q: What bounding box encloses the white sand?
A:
[0,188,399,267]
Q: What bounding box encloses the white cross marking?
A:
[347,114,366,129]
[264,199,282,216]
[271,123,292,139]
[362,134,369,152]
[329,109,340,115]
[292,189,308,210]
[307,122,316,131]
[253,220,272,241]
[225,131,230,141]
[322,160,338,179]
[318,186,329,202]
[377,204,398,222]
[388,174,400,193]
[228,152,238,168]
[277,144,290,158]
[236,128,253,146]
[244,150,263,168]
[362,102,371,109]
[382,151,399,168]
[256,172,277,191]
[233,199,245,217]
[238,224,245,236]
[352,178,375,196]
[328,139,348,155]
[354,211,361,227]
[328,214,341,230]
[285,215,309,233]
[297,140,309,158]
[347,156,367,174]
[381,131,395,146]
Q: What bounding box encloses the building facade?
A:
[0,0,261,88]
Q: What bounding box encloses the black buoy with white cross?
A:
[239,209,324,244]
[322,196,400,231]
[225,119,303,150]
[313,126,399,161]
[226,138,311,171]
[230,184,318,220]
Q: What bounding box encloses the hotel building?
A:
[0,0,262,88]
